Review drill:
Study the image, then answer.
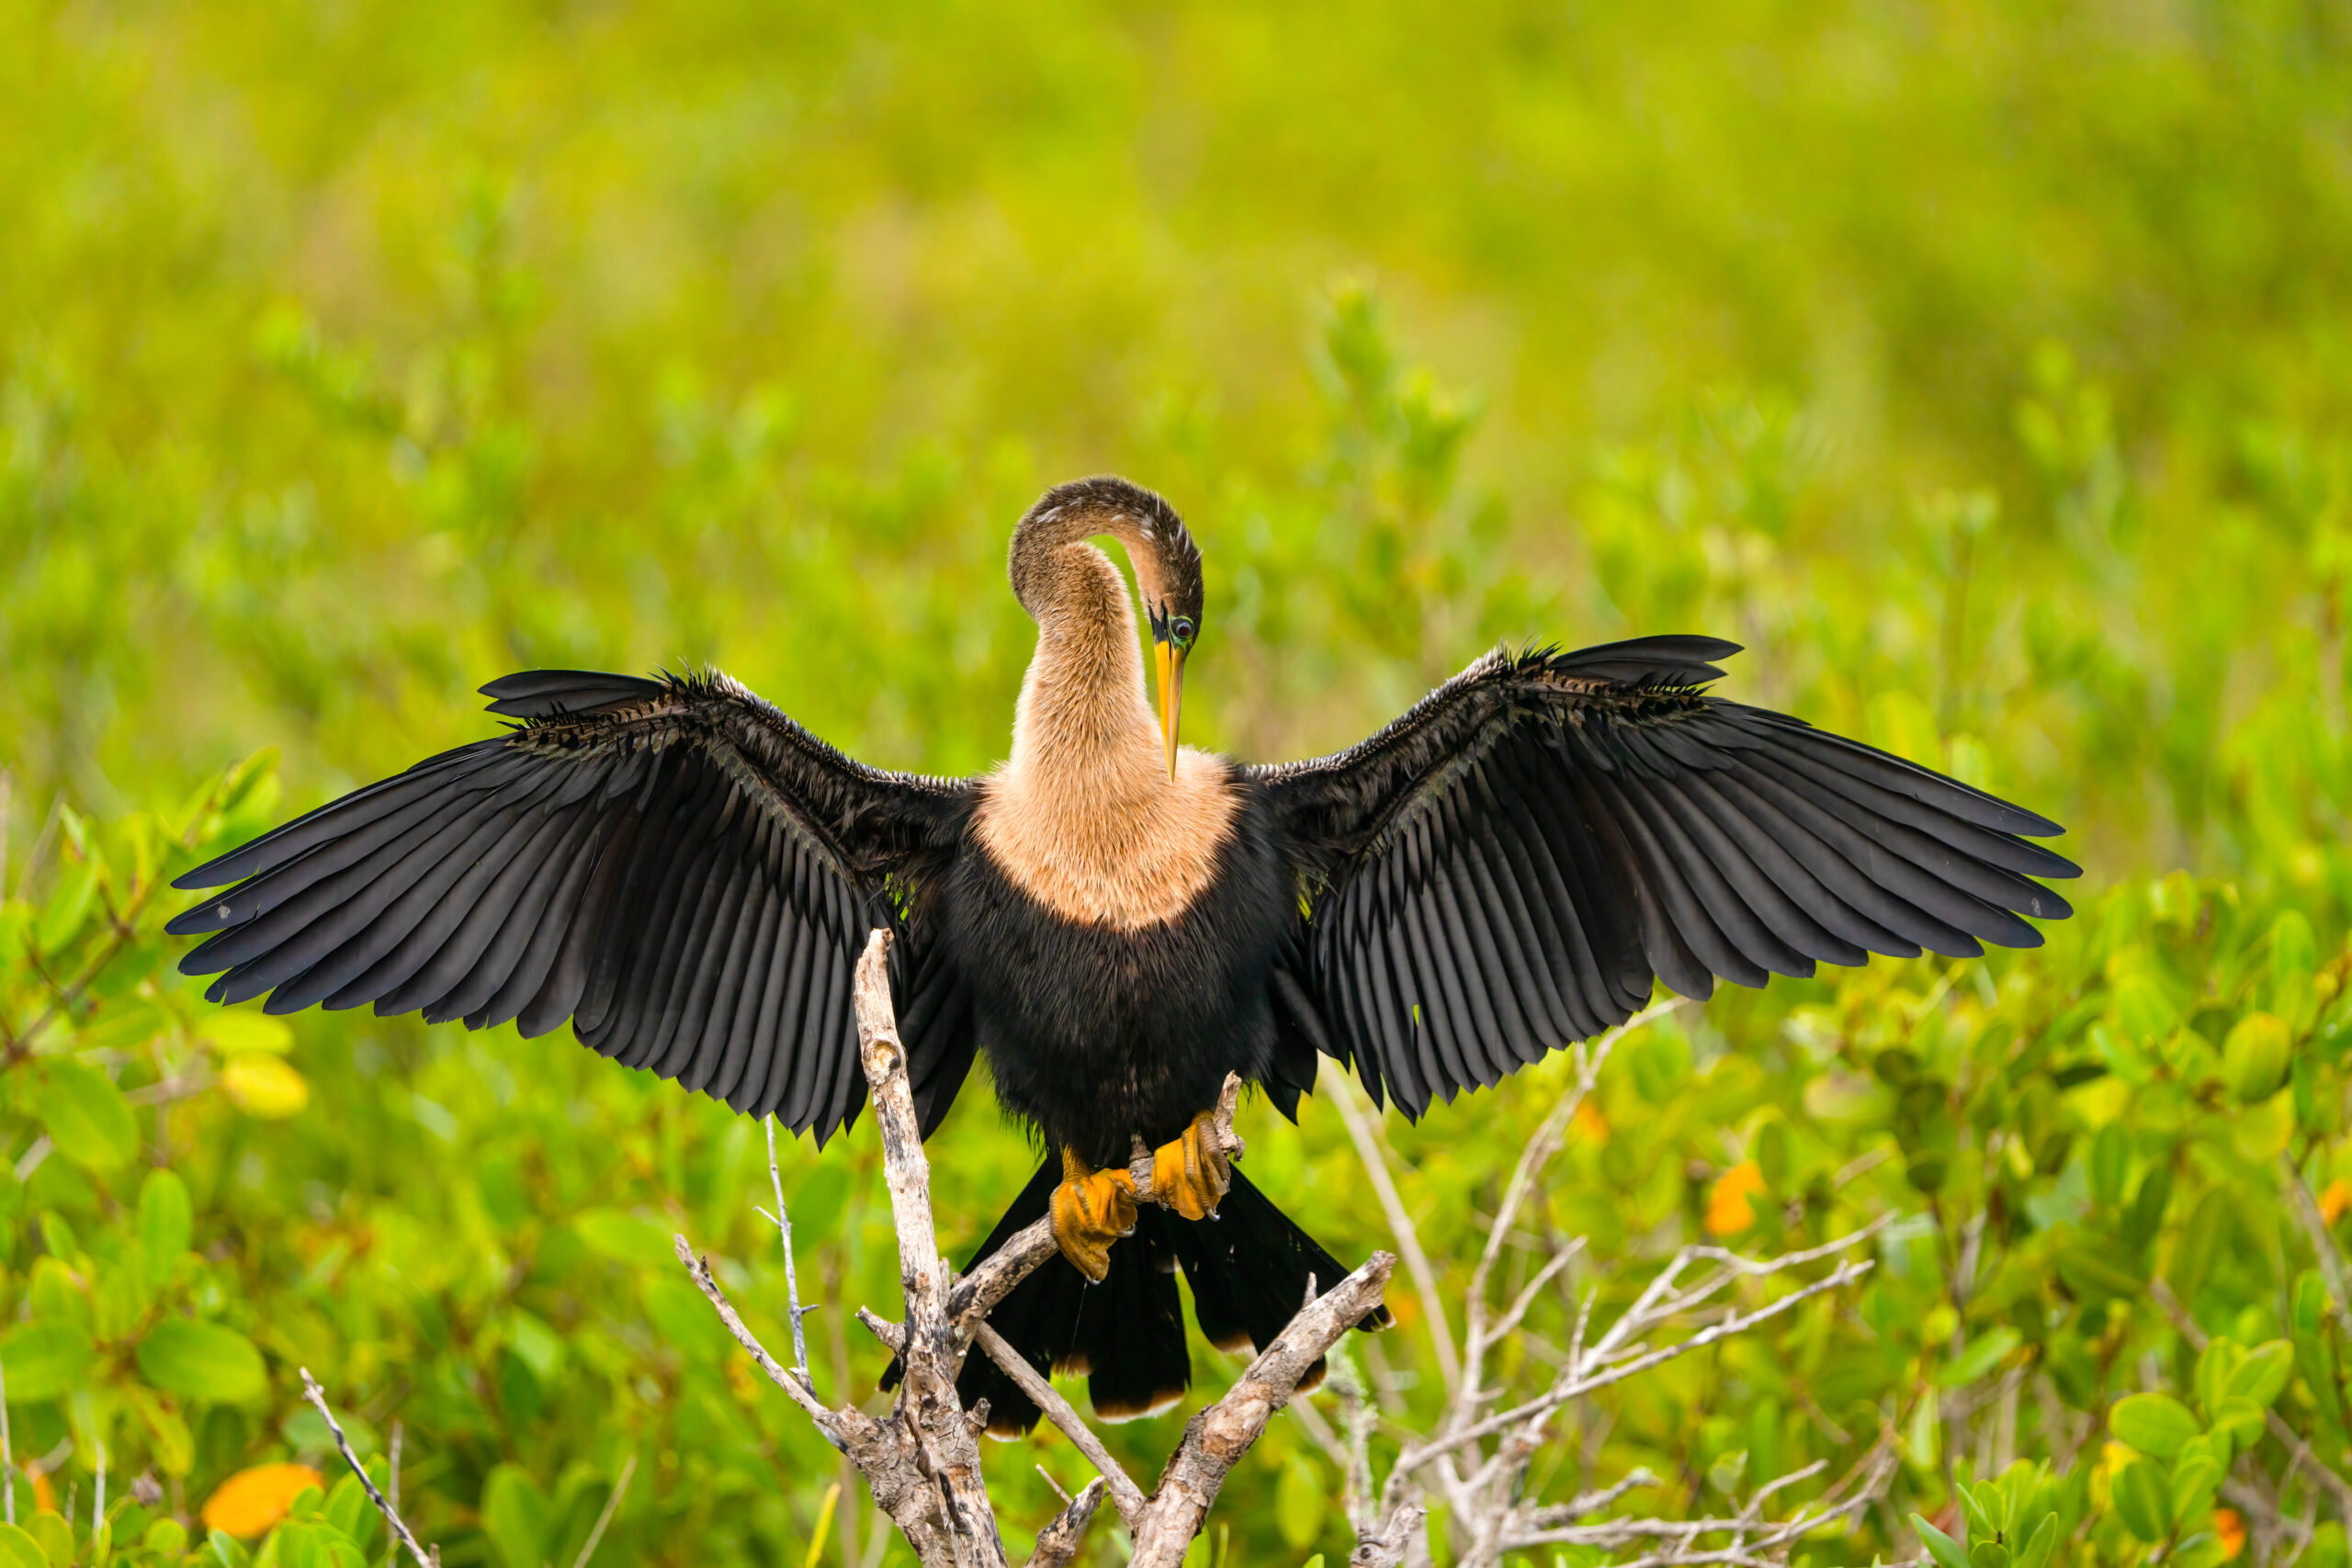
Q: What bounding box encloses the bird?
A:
[170,475,2079,1436]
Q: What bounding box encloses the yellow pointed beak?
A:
[1154,639,1186,780]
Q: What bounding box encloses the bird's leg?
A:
[1049,1147,1136,1282]
[1149,1111,1233,1222]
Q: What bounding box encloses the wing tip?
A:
[164,903,229,937]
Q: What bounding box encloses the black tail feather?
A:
[922,1159,1389,1438]
[1066,1211,1191,1423]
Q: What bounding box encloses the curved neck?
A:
[1009,500,1167,621]
[1006,542,1158,779]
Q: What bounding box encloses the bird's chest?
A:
[967,751,1240,929]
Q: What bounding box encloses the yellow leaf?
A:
[222,1055,310,1119]
[1705,1161,1768,1236]
[2215,1506,2247,1561]
[201,1462,323,1539]
[198,1011,295,1055]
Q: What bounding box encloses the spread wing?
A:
[172,670,974,1143]
[1251,637,2079,1117]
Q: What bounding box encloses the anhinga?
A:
[172,476,2078,1435]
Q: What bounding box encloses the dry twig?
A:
[971,1321,1148,1529]
[298,1369,439,1568]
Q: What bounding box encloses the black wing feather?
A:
[175,669,973,1142]
[1253,638,2077,1116]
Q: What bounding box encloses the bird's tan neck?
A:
[976,544,1237,931]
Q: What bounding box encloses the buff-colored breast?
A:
[973,746,1240,931]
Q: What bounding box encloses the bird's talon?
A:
[1151,1111,1233,1222]
[1051,1150,1137,1282]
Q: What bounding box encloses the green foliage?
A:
[6,2,2352,1563]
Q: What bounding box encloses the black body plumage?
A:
[171,478,2082,1437]
[936,774,1310,1167]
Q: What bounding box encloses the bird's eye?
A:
[1171,617,1196,647]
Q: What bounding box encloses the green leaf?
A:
[2298,1273,2331,1335]
[2055,1241,2144,1302]
[0,1320,93,1403]
[0,1524,48,1568]
[1941,1326,2023,1387]
[2195,1337,2245,1416]
[24,1515,69,1568]
[2123,1162,2173,1248]
[2224,1012,2294,1103]
[2294,1301,2347,1431]
[2015,1515,2059,1568]
[1276,1454,1326,1551]
[95,1257,152,1337]
[2234,1088,2299,1161]
[2111,1393,2201,1458]
[128,1383,195,1476]
[279,1519,322,1568]
[136,1317,268,1403]
[2111,974,2179,1044]
[1957,1483,1994,1539]
[324,1473,377,1551]
[2172,1190,2231,1301]
[1911,1513,1970,1568]
[35,1059,138,1169]
[140,1167,192,1287]
[209,1529,253,1568]
[481,1465,549,1568]
[1968,1544,2010,1568]
[2090,1122,2130,1207]
[2211,1395,2267,1449]
[2229,1339,2295,1407]
[2171,1449,2222,1525]
[2112,1459,2171,1542]
[36,857,97,953]
[2275,910,2319,1022]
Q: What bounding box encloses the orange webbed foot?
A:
[1049,1148,1137,1282]
[1150,1111,1233,1222]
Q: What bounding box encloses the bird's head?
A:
[1010,476,1204,778]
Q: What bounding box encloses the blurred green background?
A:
[10,1,2352,1563]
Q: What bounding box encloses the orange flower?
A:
[201,1462,324,1539]
[28,1466,55,1515]
[1705,1161,1769,1236]
[1570,1100,1610,1146]
[2214,1506,2247,1560]
[2323,1180,2352,1227]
